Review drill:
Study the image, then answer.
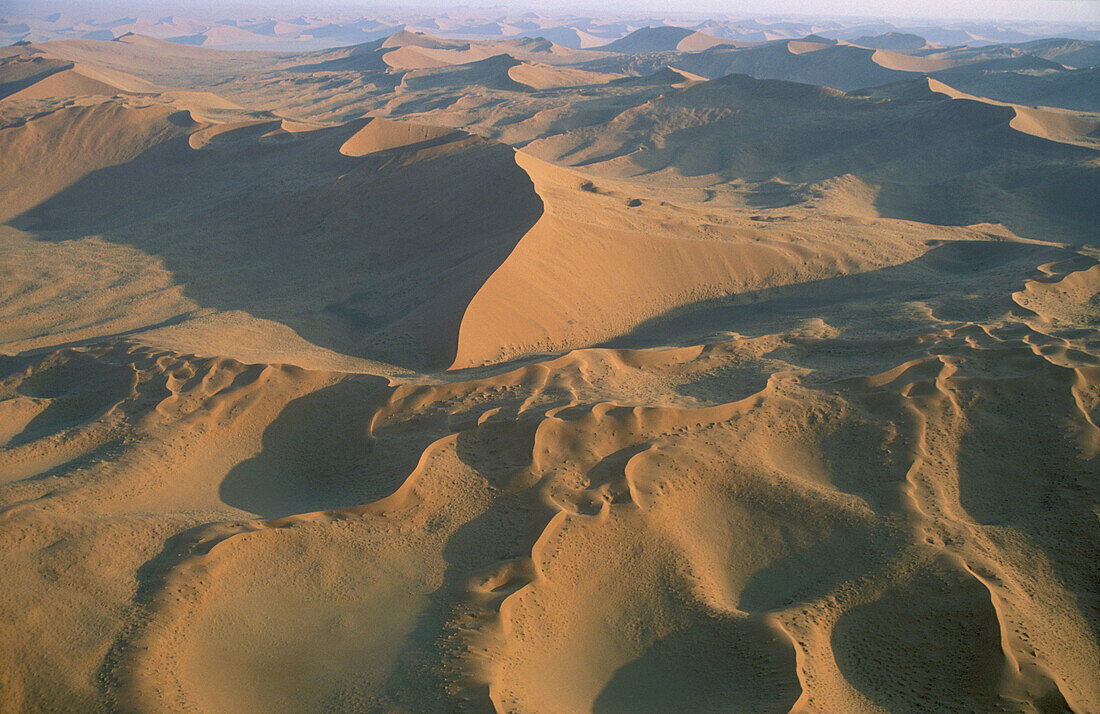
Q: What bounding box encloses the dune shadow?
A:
[454,412,542,487]
[218,377,394,518]
[674,363,771,404]
[555,83,1100,243]
[372,483,559,710]
[592,617,801,713]
[9,118,544,371]
[284,40,391,73]
[952,362,1100,643]
[830,561,1015,712]
[7,351,134,447]
[873,157,1100,244]
[602,240,1069,358]
[738,525,891,612]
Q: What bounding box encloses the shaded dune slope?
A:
[2,103,543,370]
[671,43,911,91]
[523,73,1100,242]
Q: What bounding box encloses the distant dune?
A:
[850,31,931,50]
[601,26,732,53]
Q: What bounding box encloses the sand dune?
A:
[1,22,1098,714]
[380,45,619,88]
[4,244,1096,710]
[926,76,1100,147]
[382,44,462,69]
[931,58,1100,112]
[1017,37,1100,70]
[382,28,468,51]
[869,48,960,72]
[374,31,604,71]
[1,100,543,370]
[0,99,194,222]
[850,32,933,50]
[0,54,76,97]
[535,26,610,50]
[399,54,531,92]
[451,151,925,368]
[669,42,911,91]
[510,72,1098,245]
[2,66,127,100]
[338,116,463,155]
[601,26,731,53]
[0,59,159,101]
[507,62,623,90]
[26,34,281,85]
[1010,105,1100,146]
[787,37,835,55]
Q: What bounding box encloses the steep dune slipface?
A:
[1009,106,1100,147]
[506,62,623,90]
[2,67,123,100]
[0,100,193,222]
[787,39,834,55]
[869,48,959,72]
[0,56,160,101]
[399,54,531,92]
[0,54,74,98]
[923,76,1100,148]
[2,103,543,370]
[671,43,910,91]
[601,26,729,54]
[451,151,926,368]
[338,115,462,155]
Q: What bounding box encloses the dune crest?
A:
[338,116,463,156]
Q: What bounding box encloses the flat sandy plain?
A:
[0,21,1098,713]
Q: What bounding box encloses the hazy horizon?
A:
[5,0,1100,24]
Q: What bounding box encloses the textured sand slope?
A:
[28,34,281,85]
[451,151,930,368]
[0,100,195,222]
[2,103,543,369]
[0,59,160,101]
[926,77,1100,148]
[670,43,910,91]
[0,54,73,97]
[2,66,123,100]
[601,26,731,53]
[4,239,1094,711]
[506,62,624,90]
[521,73,1100,243]
[338,116,463,155]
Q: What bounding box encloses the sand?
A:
[1,25,1098,714]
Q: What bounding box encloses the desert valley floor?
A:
[0,18,1098,713]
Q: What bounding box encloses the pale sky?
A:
[419,0,1100,23]
[7,0,1100,23]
